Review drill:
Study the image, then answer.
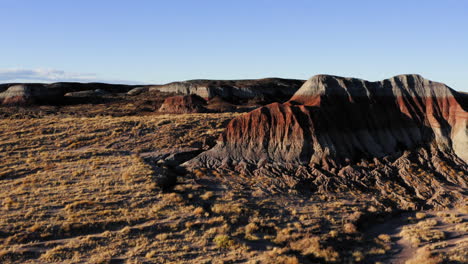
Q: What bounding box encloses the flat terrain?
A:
[0,111,466,263]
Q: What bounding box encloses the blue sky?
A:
[0,0,467,91]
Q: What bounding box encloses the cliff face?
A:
[149,78,305,103]
[185,74,468,209]
[288,74,467,163]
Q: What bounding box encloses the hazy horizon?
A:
[1,0,467,91]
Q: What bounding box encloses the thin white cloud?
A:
[0,68,142,84]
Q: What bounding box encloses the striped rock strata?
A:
[158,94,208,114]
[185,74,468,209]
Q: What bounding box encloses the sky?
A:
[0,0,467,91]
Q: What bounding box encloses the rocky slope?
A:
[149,78,305,103]
[185,74,468,209]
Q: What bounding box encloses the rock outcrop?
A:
[0,78,304,106]
[0,84,63,105]
[150,78,305,103]
[158,94,208,114]
[185,74,468,209]
[0,82,139,105]
[127,87,148,96]
[64,89,108,98]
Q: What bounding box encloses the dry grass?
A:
[454,222,468,232]
[256,248,300,264]
[441,214,463,224]
[0,113,246,263]
[400,219,445,246]
[0,111,464,263]
[289,236,340,262]
[3,112,378,263]
[405,247,444,264]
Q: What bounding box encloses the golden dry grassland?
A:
[0,112,466,263]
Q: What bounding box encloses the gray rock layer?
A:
[149,78,304,102]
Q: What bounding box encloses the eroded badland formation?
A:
[0,74,466,263]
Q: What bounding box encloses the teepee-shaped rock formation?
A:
[185,74,468,209]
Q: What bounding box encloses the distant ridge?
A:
[0,78,305,105]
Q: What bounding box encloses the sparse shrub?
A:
[454,222,468,232]
[212,202,243,215]
[245,222,259,234]
[329,230,339,238]
[64,200,95,211]
[343,223,357,234]
[212,171,222,178]
[289,236,339,262]
[400,223,445,246]
[156,233,169,241]
[436,212,449,217]
[457,205,468,214]
[2,197,14,209]
[405,246,444,264]
[415,212,426,219]
[378,234,392,243]
[352,250,364,262]
[274,227,294,244]
[258,248,299,264]
[145,250,157,258]
[293,221,302,230]
[119,226,132,235]
[163,193,183,204]
[418,219,438,227]
[442,215,462,224]
[185,221,195,229]
[213,235,235,248]
[368,247,386,255]
[200,191,214,200]
[429,242,448,250]
[28,223,42,232]
[0,249,9,259]
[447,241,468,262]
[193,169,205,178]
[348,211,363,222]
[193,207,205,216]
